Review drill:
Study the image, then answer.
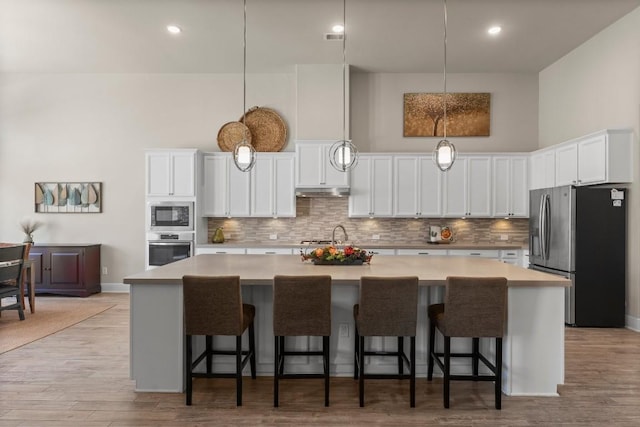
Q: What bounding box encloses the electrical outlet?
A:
[500,234,509,241]
[102,266,108,275]
[269,234,278,240]
[372,234,380,240]
[339,323,349,338]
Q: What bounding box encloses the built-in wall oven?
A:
[146,231,194,269]
[148,201,194,231]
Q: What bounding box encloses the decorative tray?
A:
[238,106,287,152]
[217,121,252,152]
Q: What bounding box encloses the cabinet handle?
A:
[265,251,276,254]
[418,252,430,255]
[470,252,481,256]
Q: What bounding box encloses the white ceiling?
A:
[1,0,639,74]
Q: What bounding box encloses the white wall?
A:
[351,72,539,153]
[0,73,295,283]
[539,7,640,325]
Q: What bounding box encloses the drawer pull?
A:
[470,252,481,256]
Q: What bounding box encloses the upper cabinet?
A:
[203,152,295,218]
[393,156,442,217]
[202,153,251,217]
[554,129,633,187]
[295,141,350,188]
[251,153,296,218]
[492,156,529,217]
[529,148,555,190]
[146,150,196,197]
[349,155,393,217]
[443,156,492,217]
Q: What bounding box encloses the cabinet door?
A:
[510,157,529,217]
[251,156,274,217]
[202,155,227,217]
[171,152,195,196]
[578,135,606,185]
[296,143,324,186]
[371,156,393,216]
[443,158,468,217]
[493,156,528,217]
[555,143,578,186]
[49,249,83,288]
[146,152,172,196]
[418,157,443,217]
[28,249,45,288]
[493,157,511,217]
[349,156,372,217]
[394,157,419,217]
[274,155,296,217]
[228,162,251,216]
[529,150,555,190]
[467,157,491,216]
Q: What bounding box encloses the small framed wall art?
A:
[403,92,491,137]
[34,182,102,213]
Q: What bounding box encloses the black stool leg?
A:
[249,322,257,379]
[236,335,242,406]
[359,335,365,407]
[274,336,279,407]
[472,337,479,378]
[410,336,416,408]
[495,337,503,410]
[323,335,330,407]
[444,336,451,409]
[397,336,404,376]
[427,321,436,380]
[279,336,285,375]
[186,334,193,406]
[206,335,213,374]
[354,327,360,379]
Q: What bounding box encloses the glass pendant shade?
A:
[233,139,256,172]
[329,139,358,172]
[433,138,457,172]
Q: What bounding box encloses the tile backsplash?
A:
[207,197,528,246]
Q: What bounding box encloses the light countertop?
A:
[196,242,525,250]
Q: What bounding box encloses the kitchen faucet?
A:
[332,224,348,246]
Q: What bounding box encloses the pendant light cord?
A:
[443,0,447,140]
[342,0,347,143]
[242,0,247,139]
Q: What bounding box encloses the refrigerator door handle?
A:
[544,194,551,260]
[538,194,547,260]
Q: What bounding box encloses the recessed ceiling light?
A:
[488,26,502,35]
[166,25,182,34]
[332,24,344,33]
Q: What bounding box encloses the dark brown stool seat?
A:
[353,276,419,408]
[182,275,256,406]
[273,275,332,407]
[427,276,508,409]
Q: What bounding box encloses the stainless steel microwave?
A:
[148,201,194,231]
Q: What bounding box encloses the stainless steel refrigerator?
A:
[529,185,626,327]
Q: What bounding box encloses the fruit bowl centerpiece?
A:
[301,245,373,265]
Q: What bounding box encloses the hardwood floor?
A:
[1,292,640,426]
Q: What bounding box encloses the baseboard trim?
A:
[625,314,640,332]
[101,282,130,293]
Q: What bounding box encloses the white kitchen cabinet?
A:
[529,149,555,190]
[396,249,448,256]
[146,150,196,197]
[202,153,251,217]
[195,247,246,255]
[554,129,633,187]
[393,156,442,217]
[500,249,522,265]
[295,141,350,188]
[492,156,528,217]
[448,249,500,260]
[443,156,491,217]
[348,155,393,217]
[251,153,296,217]
[246,248,294,255]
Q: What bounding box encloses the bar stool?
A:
[353,276,419,408]
[273,275,332,407]
[427,276,508,409]
[182,275,256,406]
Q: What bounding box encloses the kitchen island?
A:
[124,254,568,396]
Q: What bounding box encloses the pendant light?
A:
[329,0,358,172]
[433,0,457,172]
[233,0,256,172]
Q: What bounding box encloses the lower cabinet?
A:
[28,244,101,297]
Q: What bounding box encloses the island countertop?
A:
[124,254,566,287]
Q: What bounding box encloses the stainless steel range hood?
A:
[295,187,350,198]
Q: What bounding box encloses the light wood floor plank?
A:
[1,293,640,426]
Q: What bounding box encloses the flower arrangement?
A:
[20,219,42,243]
[301,245,373,265]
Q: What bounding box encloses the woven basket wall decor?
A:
[238,106,287,152]
[217,121,252,152]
